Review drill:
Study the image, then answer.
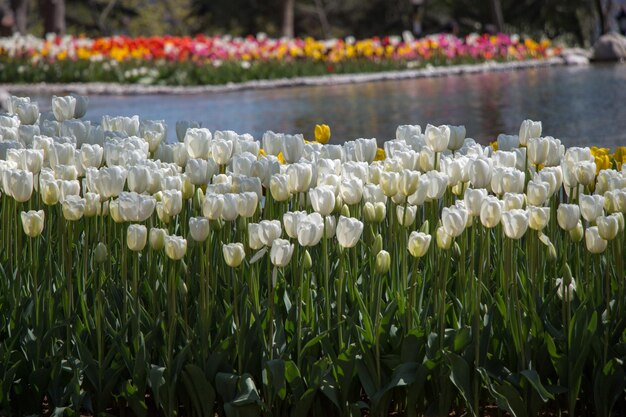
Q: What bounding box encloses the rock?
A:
[562,53,590,66]
[592,32,626,61]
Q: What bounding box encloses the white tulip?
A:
[436,226,453,250]
[396,204,417,227]
[203,193,225,220]
[62,195,86,221]
[52,96,76,122]
[189,217,210,242]
[297,213,324,246]
[282,134,305,163]
[162,190,183,217]
[497,134,519,152]
[424,124,450,152]
[165,235,187,260]
[211,139,234,165]
[527,137,550,166]
[336,216,364,248]
[270,174,291,202]
[21,210,45,237]
[287,162,313,193]
[354,138,377,163]
[579,194,604,223]
[557,204,580,231]
[464,188,487,217]
[596,214,620,240]
[149,228,168,250]
[575,161,596,187]
[501,209,529,240]
[340,178,363,205]
[283,211,306,239]
[408,231,431,257]
[480,196,503,228]
[527,180,550,206]
[127,224,148,252]
[236,192,258,218]
[258,220,282,246]
[518,120,541,146]
[447,125,466,151]
[310,186,336,216]
[528,206,550,230]
[468,157,492,188]
[442,205,468,237]
[270,239,294,267]
[585,226,607,254]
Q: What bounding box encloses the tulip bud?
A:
[373,234,383,255]
[302,249,313,270]
[94,242,108,263]
[127,224,148,252]
[569,221,584,243]
[375,250,391,274]
[20,210,44,237]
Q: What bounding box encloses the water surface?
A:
[35,64,626,147]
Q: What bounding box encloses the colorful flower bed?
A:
[1,95,625,416]
[0,33,561,85]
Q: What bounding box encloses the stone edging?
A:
[1,57,569,97]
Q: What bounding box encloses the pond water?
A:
[35,64,626,148]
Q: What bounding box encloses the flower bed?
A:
[1,95,625,417]
[0,33,560,85]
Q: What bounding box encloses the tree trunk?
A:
[313,0,330,38]
[40,0,65,35]
[10,0,29,34]
[489,0,504,32]
[595,0,613,35]
[282,0,295,38]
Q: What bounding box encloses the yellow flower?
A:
[314,124,331,144]
[490,141,498,151]
[374,148,386,161]
[277,152,285,165]
[594,154,611,173]
[258,148,267,158]
[612,146,626,170]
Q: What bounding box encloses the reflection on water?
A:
[34,64,626,147]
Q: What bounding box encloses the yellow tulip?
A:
[314,124,331,144]
[374,148,386,161]
[277,152,286,165]
[489,140,498,151]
